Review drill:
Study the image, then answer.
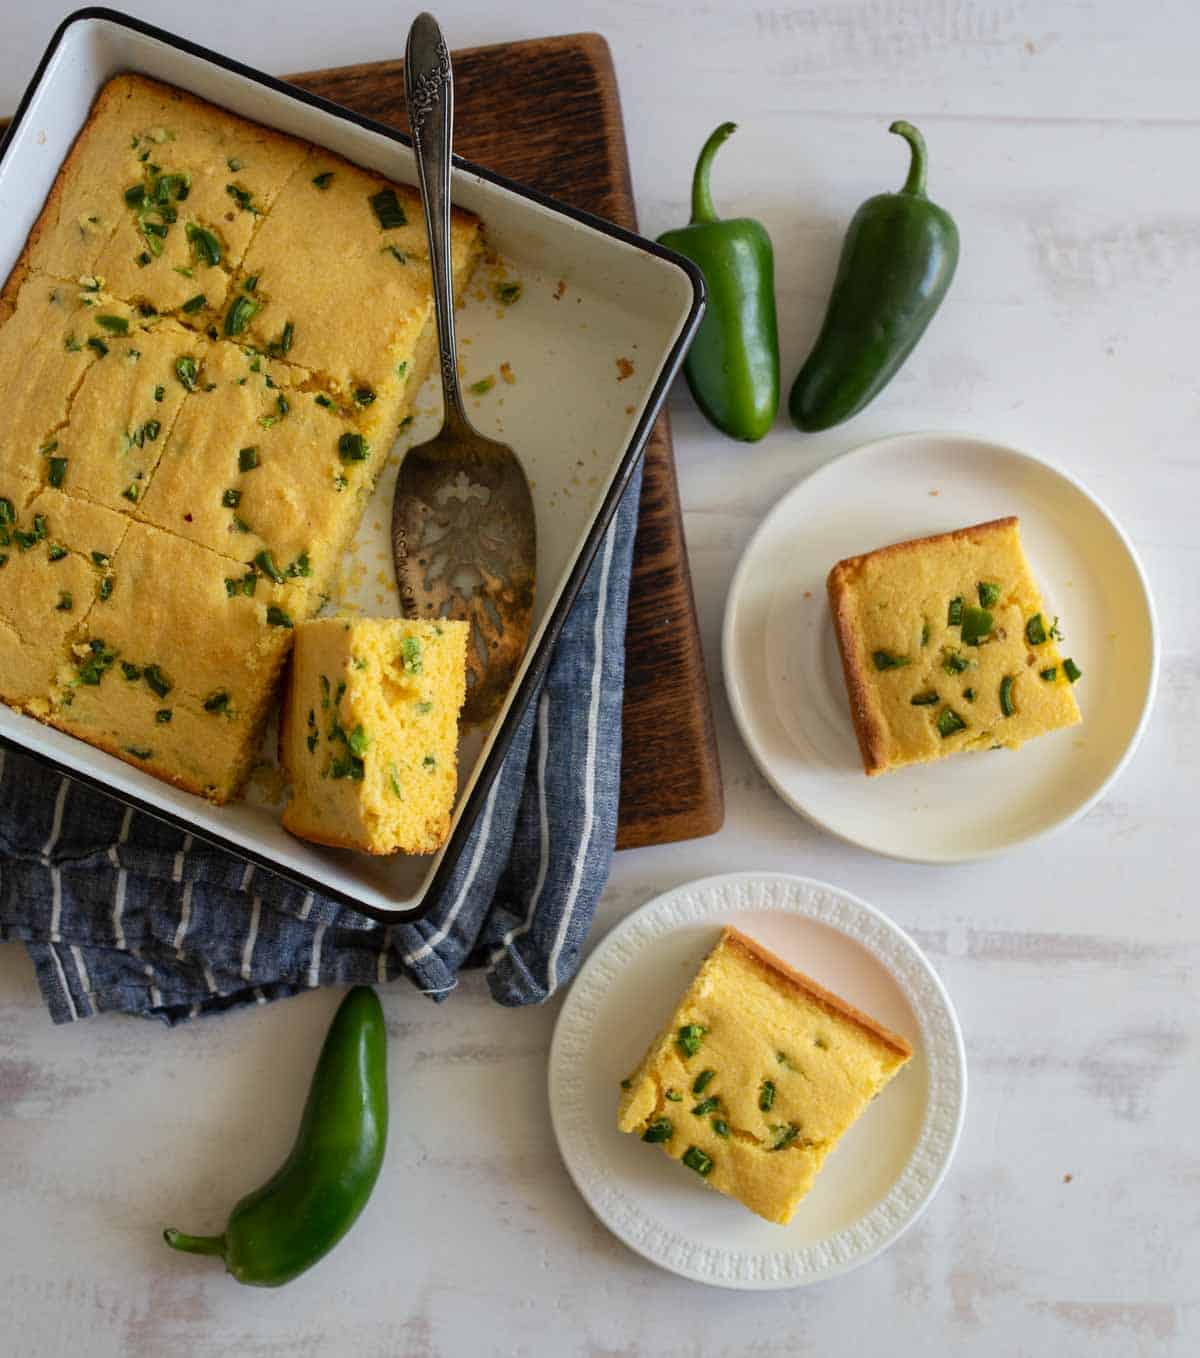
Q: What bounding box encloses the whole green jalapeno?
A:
[164,985,388,1287]
[658,122,780,441]
[789,121,959,431]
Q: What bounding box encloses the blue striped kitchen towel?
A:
[0,464,642,1023]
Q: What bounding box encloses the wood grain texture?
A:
[0,33,725,849]
[288,35,724,850]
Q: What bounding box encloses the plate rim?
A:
[721,429,1161,864]
[548,870,968,1290]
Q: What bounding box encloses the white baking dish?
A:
[0,8,703,919]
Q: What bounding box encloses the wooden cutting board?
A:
[2,33,725,850]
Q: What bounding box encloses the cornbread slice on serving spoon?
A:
[618,927,912,1225]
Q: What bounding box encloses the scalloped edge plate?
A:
[548,872,966,1288]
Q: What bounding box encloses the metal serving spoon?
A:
[392,12,536,726]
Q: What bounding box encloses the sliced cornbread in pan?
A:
[48,521,306,802]
[618,926,912,1225]
[281,617,469,854]
[827,517,1082,776]
[0,73,484,810]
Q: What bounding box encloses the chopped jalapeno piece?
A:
[255,549,285,583]
[422,754,437,768]
[243,275,258,293]
[769,1124,801,1151]
[910,691,939,706]
[960,606,993,646]
[48,457,68,488]
[999,675,1017,716]
[86,337,109,357]
[76,642,116,686]
[47,544,68,561]
[0,499,13,525]
[230,515,250,534]
[664,1089,683,1102]
[121,483,139,503]
[55,591,73,611]
[287,551,312,578]
[400,635,423,674]
[181,293,206,314]
[1039,667,1057,682]
[387,763,403,797]
[155,709,172,724]
[369,187,407,229]
[328,753,364,781]
[222,488,242,508]
[977,581,1001,608]
[238,446,259,472]
[143,664,172,698]
[123,746,153,760]
[759,1080,776,1112]
[1025,613,1047,646]
[266,605,294,629]
[91,551,110,567]
[185,223,222,266]
[96,314,129,335]
[153,384,165,402]
[936,707,966,738]
[203,691,230,713]
[353,386,376,407]
[312,171,334,189]
[226,183,258,213]
[712,1119,730,1137]
[121,662,142,681]
[692,1070,716,1095]
[682,1146,713,1177]
[175,355,198,390]
[920,620,930,647]
[124,184,146,207]
[224,295,260,337]
[338,432,369,462]
[382,244,407,265]
[676,1023,707,1058]
[348,725,370,757]
[469,376,495,395]
[691,1096,720,1116]
[1063,657,1082,683]
[641,1120,673,1144]
[942,650,969,675]
[267,321,294,357]
[98,576,114,602]
[963,686,976,702]
[495,281,522,305]
[947,595,963,626]
[872,650,911,671]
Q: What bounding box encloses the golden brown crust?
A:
[827,518,1021,776]
[721,926,913,1060]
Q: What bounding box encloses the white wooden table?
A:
[1,2,1196,1353]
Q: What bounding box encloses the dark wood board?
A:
[3,32,725,850]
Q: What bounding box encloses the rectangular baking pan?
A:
[0,7,704,920]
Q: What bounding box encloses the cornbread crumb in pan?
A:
[827,517,1082,776]
[0,73,484,811]
[281,618,468,855]
[618,926,912,1225]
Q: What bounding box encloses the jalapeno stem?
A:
[163,1229,226,1256]
[889,120,928,197]
[690,122,738,225]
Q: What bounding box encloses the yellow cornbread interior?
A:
[617,928,912,1226]
[829,518,1082,776]
[281,618,468,855]
[0,74,484,804]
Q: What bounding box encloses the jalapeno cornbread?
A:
[280,618,469,854]
[0,74,483,805]
[618,927,912,1225]
[827,517,1083,777]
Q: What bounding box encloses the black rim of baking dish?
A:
[0,7,706,924]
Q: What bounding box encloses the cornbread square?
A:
[0,278,155,488]
[50,318,201,513]
[235,153,482,413]
[281,618,469,854]
[0,477,128,711]
[828,517,1083,776]
[49,521,306,801]
[89,76,310,316]
[137,342,374,602]
[618,927,912,1226]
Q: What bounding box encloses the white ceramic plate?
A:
[723,432,1158,863]
[548,872,966,1289]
